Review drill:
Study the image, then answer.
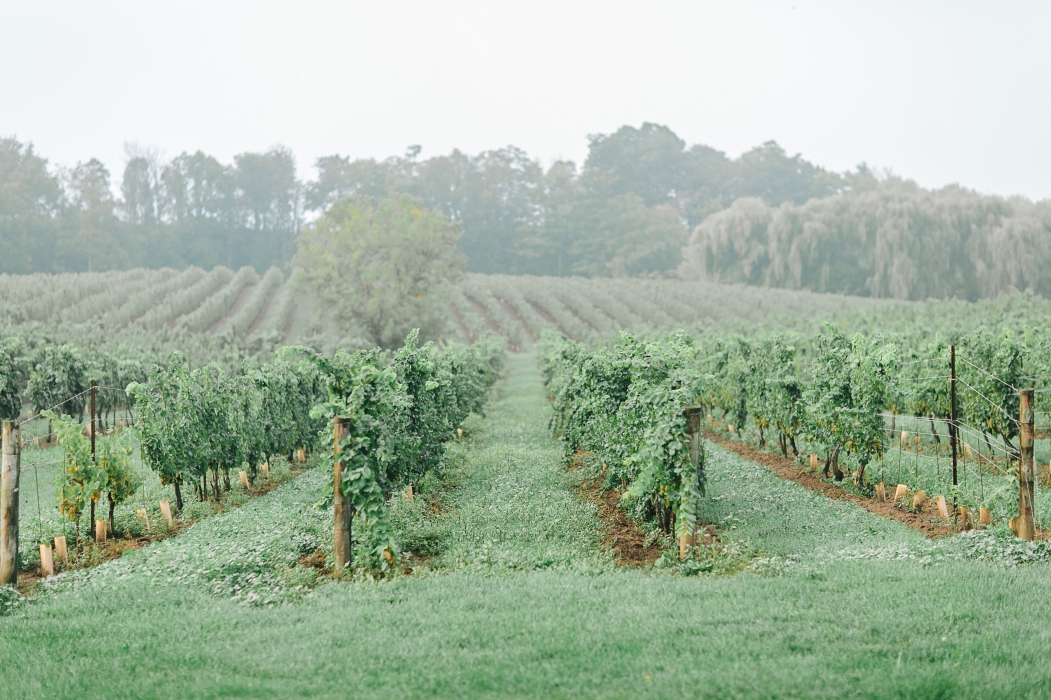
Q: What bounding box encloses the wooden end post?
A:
[333,417,352,573]
[681,406,705,560]
[1018,389,1036,540]
[0,421,21,585]
[239,470,249,490]
[95,519,107,543]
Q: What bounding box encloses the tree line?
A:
[6,124,1048,301]
[0,125,870,277]
[1,140,298,275]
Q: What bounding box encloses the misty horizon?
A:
[2,1,1049,201]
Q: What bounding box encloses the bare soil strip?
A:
[527,301,575,339]
[497,298,537,341]
[705,431,960,538]
[207,283,254,334]
[574,475,661,567]
[281,303,298,344]
[449,303,473,343]
[465,295,504,336]
[246,286,279,337]
[565,306,599,333]
[564,449,661,566]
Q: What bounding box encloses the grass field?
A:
[3,353,1051,698]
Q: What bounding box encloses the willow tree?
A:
[678,179,1051,302]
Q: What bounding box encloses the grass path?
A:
[2,353,1051,698]
[433,352,607,572]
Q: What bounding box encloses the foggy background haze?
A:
[3,0,1049,200]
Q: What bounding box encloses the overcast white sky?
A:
[2,1,1049,199]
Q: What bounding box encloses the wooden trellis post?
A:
[1017,389,1036,540]
[333,417,352,573]
[680,406,705,559]
[0,421,20,585]
[685,406,705,496]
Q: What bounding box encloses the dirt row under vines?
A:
[704,431,962,538]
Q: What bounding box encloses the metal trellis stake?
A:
[90,380,97,464]
[950,345,958,514]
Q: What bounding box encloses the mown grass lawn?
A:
[2,353,1050,699]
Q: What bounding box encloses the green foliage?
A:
[653,535,762,576]
[4,126,880,280]
[26,344,87,419]
[249,355,327,467]
[545,321,954,529]
[567,193,686,277]
[958,329,1025,447]
[44,412,104,527]
[542,331,707,539]
[680,179,1051,300]
[802,328,898,483]
[307,347,408,563]
[97,429,140,510]
[123,324,502,570]
[128,355,197,496]
[303,331,505,568]
[0,345,20,420]
[129,352,326,507]
[293,194,466,349]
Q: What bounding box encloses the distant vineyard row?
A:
[446,273,905,347]
[4,268,1051,357]
[0,266,299,343]
[447,274,1051,350]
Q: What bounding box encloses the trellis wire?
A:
[19,387,94,425]
[886,375,952,384]
[957,355,1020,394]
[956,377,1020,426]
[876,411,1030,507]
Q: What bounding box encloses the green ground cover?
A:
[719,409,1051,532]
[2,353,1051,698]
[14,432,301,572]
